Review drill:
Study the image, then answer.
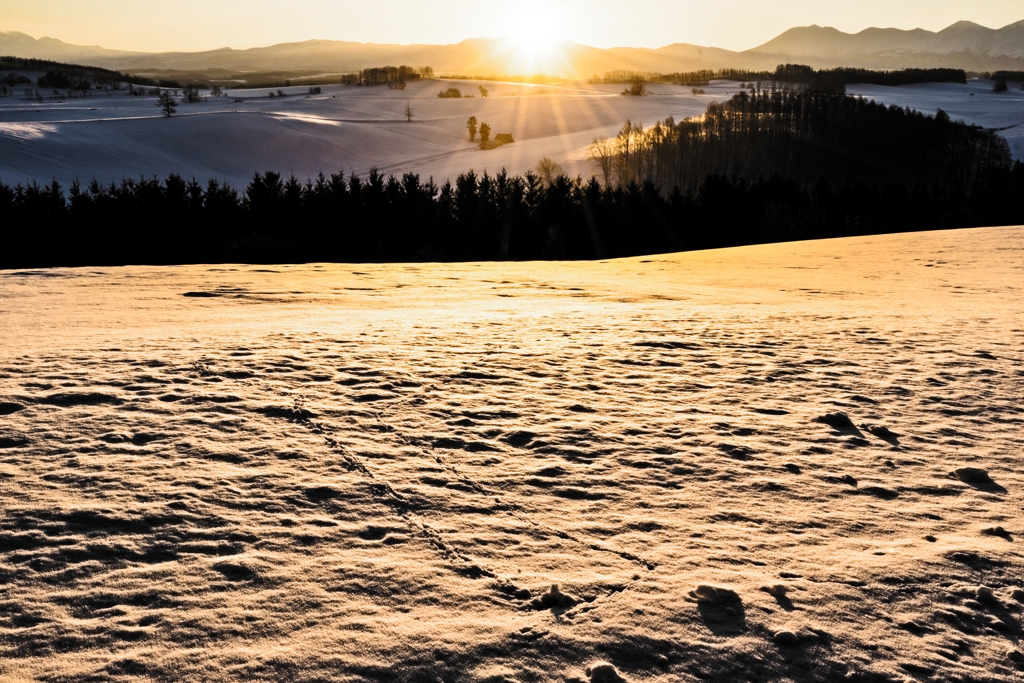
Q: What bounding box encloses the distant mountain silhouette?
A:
[3,19,1023,77]
[0,31,141,61]
[748,20,1024,69]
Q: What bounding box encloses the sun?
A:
[503,4,564,70]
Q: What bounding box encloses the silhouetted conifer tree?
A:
[157,91,177,117]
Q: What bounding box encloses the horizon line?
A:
[2,17,1023,58]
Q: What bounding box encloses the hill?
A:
[3,19,1024,78]
[748,20,1024,70]
[1,225,1023,683]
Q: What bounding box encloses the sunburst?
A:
[502,3,565,73]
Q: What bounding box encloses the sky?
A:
[1,0,1022,53]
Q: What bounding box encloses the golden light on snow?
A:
[1,227,1022,680]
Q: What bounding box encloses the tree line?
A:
[991,71,1024,92]
[0,56,170,90]
[0,57,127,87]
[0,56,438,93]
[589,89,1010,195]
[982,70,1024,81]
[2,89,1022,268]
[348,66,424,87]
[592,65,967,93]
[2,167,1021,268]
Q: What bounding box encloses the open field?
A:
[1,226,1022,682]
[0,78,714,190]
[2,78,1021,191]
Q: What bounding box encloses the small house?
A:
[495,133,515,144]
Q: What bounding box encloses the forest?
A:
[0,56,165,89]
[591,88,1010,193]
[1,89,1021,268]
[0,57,126,86]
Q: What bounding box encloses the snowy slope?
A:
[2,78,1020,193]
[0,226,1022,682]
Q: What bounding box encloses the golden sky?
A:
[1,0,1021,52]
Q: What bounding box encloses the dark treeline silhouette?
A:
[1,71,30,88]
[773,66,966,91]
[597,89,1010,194]
[350,66,424,87]
[1,56,437,91]
[1,56,124,86]
[3,165,1022,268]
[0,56,164,89]
[36,71,89,90]
[983,70,1024,81]
[2,89,1022,268]
[593,65,966,93]
[216,66,435,89]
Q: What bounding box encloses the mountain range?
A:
[2,19,1023,79]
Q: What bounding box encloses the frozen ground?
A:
[1,226,1023,682]
[3,78,1019,191]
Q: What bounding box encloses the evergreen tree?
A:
[405,101,413,122]
[157,91,177,117]
[467,116,478,141]
[479,122,491,144]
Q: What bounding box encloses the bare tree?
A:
[536,157,565,187]
[589,137,615,187]
[467,116,478,141]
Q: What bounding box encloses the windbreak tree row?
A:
[593,65,966,91]
[3,166,1022,268]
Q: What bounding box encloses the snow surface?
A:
[1,226,1023,682]
[3,79,1020,191]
